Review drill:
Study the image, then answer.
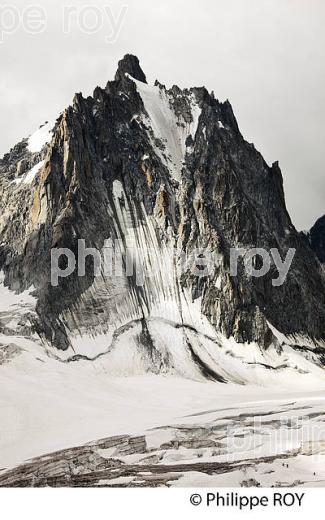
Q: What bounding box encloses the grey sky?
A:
[0,0,324,229]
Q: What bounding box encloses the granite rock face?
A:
[0,54,324,370]
[309,215,325,264]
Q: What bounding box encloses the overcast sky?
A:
[0,0,324,229]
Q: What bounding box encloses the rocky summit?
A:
[0,54,325,378]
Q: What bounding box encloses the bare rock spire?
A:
[114,54,147,84]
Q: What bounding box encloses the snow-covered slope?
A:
[1,320,325,486]
[128,74,201,181]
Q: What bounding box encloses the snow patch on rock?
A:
[28,120,55,153]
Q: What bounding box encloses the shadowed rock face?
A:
[0,54,325,360]
[309,215,325,264]
[114,54,147,84]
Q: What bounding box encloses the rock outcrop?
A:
[309,215,325,264]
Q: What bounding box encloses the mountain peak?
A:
[114,54,147,84]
